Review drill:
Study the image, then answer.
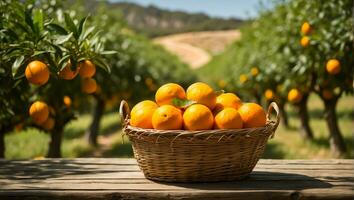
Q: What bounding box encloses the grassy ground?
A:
[4,95,353,159]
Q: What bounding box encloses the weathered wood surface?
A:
[0,158,353,200]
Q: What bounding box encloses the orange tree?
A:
[287,0,353,155]
[0,1,112,157]
[82,6,196,146]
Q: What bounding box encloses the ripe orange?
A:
[239,74,248,84]
[214,93,242,114]
[300,36,310,47]
[251,67,259,76]
[322,90,333,100]
[29,101,49,125]
[58,61,80,80]
[79,60,96,78]
[186,82,216,109]
[183,104,214,130]
[155,83,186,106]
[41,117,55,131]
[301,22,311,35]
[63,96,72,107]
[25,61,50,85]
[130,100,158,129]
[326,59,341,75]
[238,103,266,128]
[288,89,303,103]
[152,105,183,130]
[264,89,274,100]
[81,78,97,94]
[214,108,243,129]
[218,80,226,88]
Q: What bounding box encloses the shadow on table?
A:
[0,159,136,185]
[154,171,338,190]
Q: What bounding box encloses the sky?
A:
[108,0,270,19]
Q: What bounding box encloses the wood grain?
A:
[0,158,353,200]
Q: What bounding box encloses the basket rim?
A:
[119,100,280,137]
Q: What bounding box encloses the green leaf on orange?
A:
[172,98,196,108]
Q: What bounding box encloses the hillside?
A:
[154,30,241,68]
[108,2,244,37]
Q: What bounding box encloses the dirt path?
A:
[154,30,241,69]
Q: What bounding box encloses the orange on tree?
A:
[41,117,55,131]
[301,22,312,35]
[326,59,341,75]
[130,100,158,129]
[287,88,303,103]
[264,89,275,100]
[155,83,186,106]
[25,60,50,85]
[152,105,183,130]
[58,61,80,80]
[217,80,226,89]
[300,36,310,47]
[251,67,259,76]
[214,108,243,129]
[214,93,242,114]
[29,101,49,125]
[239,74,248,84]
[238,103,266,128]
[63,96,72,107]
[186,82,216,109]
[78,60,96,78]
[183,104,214,130]
[81,78,97,94]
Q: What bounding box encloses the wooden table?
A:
[0,158,353,200]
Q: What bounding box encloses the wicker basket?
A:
[119,100,280,182]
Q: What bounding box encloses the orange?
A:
[63,96,72,107]
[264,89,274,100]
[58,61,80,80]
[251,67,259,76]
[183,104,214,130]
[25,61,50,85]
[29,101,49,125]
[130,100,158,129]
[288,89,302,103]
[239,74,248,84]
[300,36,310,47]
[155,83,186,106]
[214,93,242,114]
[301,22,311,35]
[79,60,96,78]
[322,90,333,100]
[214,108,243,129]
[238,103,266,128]
[41,117,55,131]
[81,78,97,94]
[152,105,183,130]
[186,82,216,109]
[326,59,341,75]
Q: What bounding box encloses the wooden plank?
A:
[0,159,353,200]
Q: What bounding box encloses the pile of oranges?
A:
[25,59,98,94]
[130,82,267,131]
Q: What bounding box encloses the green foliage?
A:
[200,0,353,102]
[0,0,111,133]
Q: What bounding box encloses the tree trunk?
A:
[86,97,105,146]
[324,98,347,156]
[0,132,5,158]
[297,94,314,140]
[47,127,63,158]
[278,101,289,128]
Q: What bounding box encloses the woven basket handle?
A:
[119,100,130,128]
[266,102,280,137]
